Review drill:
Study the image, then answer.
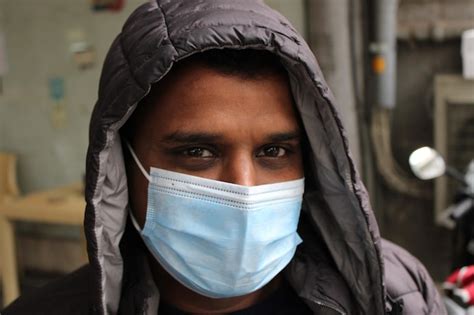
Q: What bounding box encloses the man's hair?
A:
[182,49,287,79]
[121,49,288,140]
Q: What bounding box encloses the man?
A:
[2,1,445,314]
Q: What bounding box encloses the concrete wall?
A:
[303,0,474,281]
[265,0,307,39]
[398,0,474,40]
[306,0,363,170]
[383,39,463,280]
[380,0,474,280]
[0,0,144,194]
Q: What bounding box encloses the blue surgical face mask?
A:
[126,142,304,298]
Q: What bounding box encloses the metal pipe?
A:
[306,0,362,169]
[370,0,398,109]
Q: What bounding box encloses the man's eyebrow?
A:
[161,131,301,144]
[162,132,222,143]
[266,131,301,142]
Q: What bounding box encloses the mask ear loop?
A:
[128,206,144,232]
[125,141,151,182]
[124,141,149,232]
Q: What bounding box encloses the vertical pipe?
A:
[370,0,398,109]
[307,0,362,170]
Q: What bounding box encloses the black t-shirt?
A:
[158,283,313,315]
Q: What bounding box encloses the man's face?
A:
[127,62,303,226]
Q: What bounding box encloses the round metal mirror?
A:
[409,146,446,180]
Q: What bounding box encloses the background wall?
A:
[379,0,474,280]
[0,0,143,194]
[383,41,463,280]
[306,0,363,170]
[265,0,307,38]
[304,0,474,282]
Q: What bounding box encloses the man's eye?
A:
[183,147,214,158]
[257,146,287,158]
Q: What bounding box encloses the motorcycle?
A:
[409,146,474,314]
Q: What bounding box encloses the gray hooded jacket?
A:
[2,1,445,314]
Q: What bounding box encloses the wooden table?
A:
[0,182,86,306]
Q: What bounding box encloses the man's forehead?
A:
[123,49,296,142]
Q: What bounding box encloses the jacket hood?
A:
[85,1,385,314]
